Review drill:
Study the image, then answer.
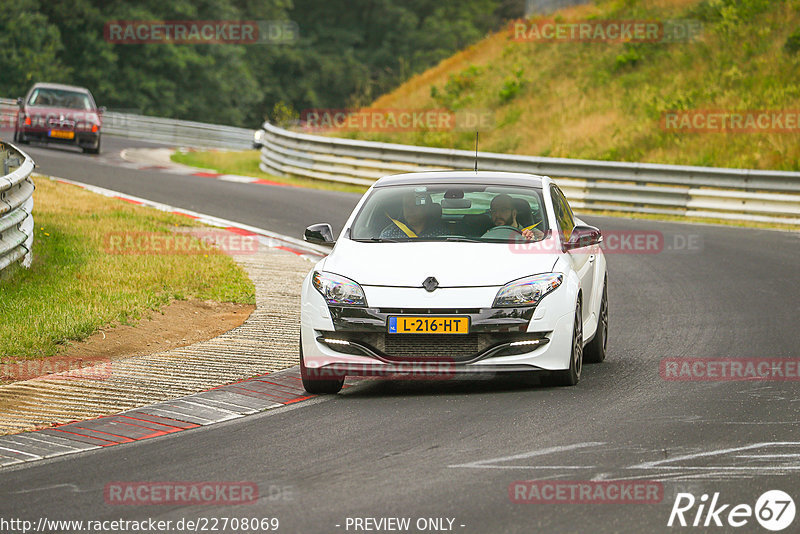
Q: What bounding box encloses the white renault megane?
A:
[299,171,608,393]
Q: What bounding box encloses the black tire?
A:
[583,277,608,364]
[300,337,344,394]
[83,136,101,155]
[543,300,583,387]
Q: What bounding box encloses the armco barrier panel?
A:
[0,141,35,273]
[259,121,800,225]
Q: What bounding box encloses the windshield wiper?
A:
[352,238,400,243]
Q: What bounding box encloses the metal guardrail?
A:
[0,141,35,273]
[3,95,798,225]
[0,97,254,150]
[101,112,254,149]
[259,122,800,225]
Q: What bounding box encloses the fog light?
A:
[509,339,544,347]
[322,338,350,345]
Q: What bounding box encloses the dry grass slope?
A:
[353,0,800,171]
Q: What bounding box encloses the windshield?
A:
[27,88,93,110]
[349,184,549,243]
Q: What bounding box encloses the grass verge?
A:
[0,177,256,360]
[575,209,798,232]
[171,149,368,194]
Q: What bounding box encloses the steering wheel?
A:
[482,225,523,239]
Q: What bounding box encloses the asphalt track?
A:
[1,136,798,533]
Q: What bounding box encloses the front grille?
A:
[322,331,548,363]
[48,119,75,129]
[383,334,480,362]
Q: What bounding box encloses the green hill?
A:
[348,0,800,171]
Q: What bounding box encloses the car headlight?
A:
[312,271,367,306]
[493,273,563,307]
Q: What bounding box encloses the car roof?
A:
[373,171,547,188]
[29,83,92,94]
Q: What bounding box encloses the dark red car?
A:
[14,83,104,154]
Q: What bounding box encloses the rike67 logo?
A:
[668,490,795,531]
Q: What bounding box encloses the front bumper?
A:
[320,306,549,365]
[302,306,575,376]
[21,127,99,148]
[300,269,578,377]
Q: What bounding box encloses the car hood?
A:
[322,238,559,287]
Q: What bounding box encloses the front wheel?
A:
[300,336,344,394]
[583,278,608,364]
[542,300,583,387]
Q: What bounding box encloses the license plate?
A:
[388,316,470,334]
[48,130,74,139]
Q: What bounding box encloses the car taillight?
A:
[24,116,31,126]
[91,124,98,133]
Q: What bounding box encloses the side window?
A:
[550,186,564,231]
[557,186,575,236]
[550,186,575,240]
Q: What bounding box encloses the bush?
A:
[614,47,642,70]
[431,65,484,109]
[498,68,525,103]
[786,28,800,54]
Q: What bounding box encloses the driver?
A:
[379,192,447,239]
[485,194,543,240]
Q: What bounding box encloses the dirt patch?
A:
[1,299,254,385]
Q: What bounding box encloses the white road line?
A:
[0,446,40,459]
[735,454,800,459]
[453,465,598,470]
[11,483,91,494]
[448,442,605,469]
[630,442,800,469]
[218,174,259,183]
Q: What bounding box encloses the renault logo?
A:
[422,276,439,292]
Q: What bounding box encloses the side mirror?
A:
[99,106,107,114]
[563,225,602,251]
[304,223,335,246]
[16,97,23,107]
